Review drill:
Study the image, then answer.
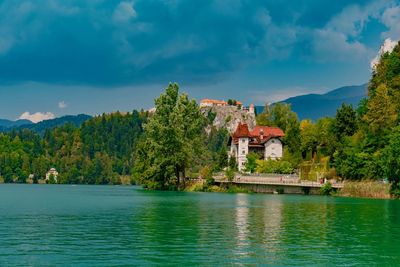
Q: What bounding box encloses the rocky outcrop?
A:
[201,106,256,134]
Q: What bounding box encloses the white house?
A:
[229,123,285,171]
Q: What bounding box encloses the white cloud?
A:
[113,2,136,23]
[370,38,399,70]
[58,101,67,109]
[381,6,400,39]
[312,29,369,62]
[18,111,55,123]
[326,5,369,37]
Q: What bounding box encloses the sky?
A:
[0,0,400,121]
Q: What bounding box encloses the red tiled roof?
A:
[231,124,284,145]
[232,123,251,138]
[250,126,284,138]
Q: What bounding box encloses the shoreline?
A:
[1,180,396,200]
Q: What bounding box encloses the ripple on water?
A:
[0,185,399,266]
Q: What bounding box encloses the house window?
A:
[242,150,246,155]
[271,139,275,143]
[242,162,245,166]
[241,139,245,143]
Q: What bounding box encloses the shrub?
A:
[256,159,294,174]
[200,166,213,180]
[225,168,235,182]
[390,184,400,198]
[228,155,238,171]
[245,152,258,173]
[205,177,215,187]
[320,182,333,195]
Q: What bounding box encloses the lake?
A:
[0,184,399,266]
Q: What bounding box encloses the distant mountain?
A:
[0,114,92,135]
[0,119,33,128]
[255,84,368,121]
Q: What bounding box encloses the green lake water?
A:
[0,184,399,266]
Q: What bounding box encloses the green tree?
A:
[245,152,258,173]
[228,155,238,171]
[381,126,400,196]
[334,103,357,140]
[363,84,397,134]
[133,83,205,189]
[256,103,298,132]
[300,120,318,159]
[256,103,273,126]
[217,147,228,170]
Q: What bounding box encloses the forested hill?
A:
[0,119,33,128]
[0,114,92,135]
[0,111,148,184]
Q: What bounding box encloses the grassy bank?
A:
[338,180,391,199]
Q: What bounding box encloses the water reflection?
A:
[234,194,250,253]
[262,198,282,255]
[1,185,400,266]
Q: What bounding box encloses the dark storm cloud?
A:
[0,0,398,86]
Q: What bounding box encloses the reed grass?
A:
[338,180,391,199]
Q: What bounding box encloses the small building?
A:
[229,123,285,171]
[45,168,59,183]
[200,99,228,107]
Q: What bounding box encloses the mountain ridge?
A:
[255,84,367,121]
[0,114,92,134]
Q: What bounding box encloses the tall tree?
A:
[257,103,298,132]
[363,84,397,135]
[334,103,357,140]
[133,83,205,189]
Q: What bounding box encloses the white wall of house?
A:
[237,137,249,170]
[230,140,238,159]
[200,102,213,107]
[264,138,283,159]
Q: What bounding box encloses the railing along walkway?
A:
[213,174,344,189]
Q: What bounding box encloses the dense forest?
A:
[0,111,147,184]
[1,42,399,195]
[0,106,228,185]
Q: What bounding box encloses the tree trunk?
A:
[182,168,186,188]
[175,166,180,187]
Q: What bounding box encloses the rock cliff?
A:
[201,106,256,134]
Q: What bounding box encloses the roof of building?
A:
[200,99,227,105]
[231,123,285,145]
[251,126,284,138]
[232,123,251,138]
